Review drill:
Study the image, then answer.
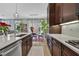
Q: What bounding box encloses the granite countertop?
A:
[47,34,79,54]
[0,32,31,50]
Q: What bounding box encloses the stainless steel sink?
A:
[16,34,26,37]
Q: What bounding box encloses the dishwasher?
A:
[0,40,22,56]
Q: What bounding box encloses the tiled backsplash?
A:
[62,22,79,38]
[49,25,61,34]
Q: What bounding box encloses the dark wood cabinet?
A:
[46,37,61,56]
[61,3,77,23]
[26,35,32,52]
[48,3,78,26]
[62,45,79,56]
[75,4,79,19]
[46,36,79,56]
[22,39,27,56]
[22,34,32,56]
[48,3,61,26]
[52,39,61,56]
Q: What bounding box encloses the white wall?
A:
[0,3,16,19]
[62,22,79,38]
[0,3,48,19]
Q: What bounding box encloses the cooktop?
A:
[65,40,79,49]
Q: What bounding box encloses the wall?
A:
[62,22,79,38]
[0,3,48,19]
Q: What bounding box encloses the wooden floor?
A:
[28,40,51,56]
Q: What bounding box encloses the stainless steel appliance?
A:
[65,40,79,49]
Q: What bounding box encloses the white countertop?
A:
[47,34,79,54]
[0,32,31,50]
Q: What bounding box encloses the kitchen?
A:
[0,3,79,56]
[47,3,79,56]
[0,3,49,56]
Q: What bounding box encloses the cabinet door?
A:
[22,36,30,56]
[75,4,79,19]
[26,35,32,55]
[48,3,55,26]
[22,40,27,56]
[52,39,61,56]
[61,3,77,23]
[48,3,61,26]
[22,35,32,56]
[55,4,61,24]
[28,35,32,48]
[62,45,79,56]
[26,40,29,55]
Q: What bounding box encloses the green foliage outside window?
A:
[16,19,23,32]
[40,19,48,34]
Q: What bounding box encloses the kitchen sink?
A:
[16,34,26,37]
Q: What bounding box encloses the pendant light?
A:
[14,3,19,19]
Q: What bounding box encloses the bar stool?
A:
[32,33,38,41]
[38,35,44,42]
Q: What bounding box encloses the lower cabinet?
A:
[52,39,61,56]
[22,35,32,56]
[22,40,27,56]
[46,37,79,56]
[46,35,53,55]
[62,45,79,56]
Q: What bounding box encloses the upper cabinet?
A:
[48,3,61,26]
[48,3,78,26]
[61,3,77,23]
[75,4,79,19]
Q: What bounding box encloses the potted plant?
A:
[0,22,11,36]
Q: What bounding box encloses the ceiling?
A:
[0,3,48,19]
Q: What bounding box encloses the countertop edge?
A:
[47,34,79,55]
[0,33,31,50]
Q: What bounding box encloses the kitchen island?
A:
[47,34,79,56]
[0,32,32,56]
